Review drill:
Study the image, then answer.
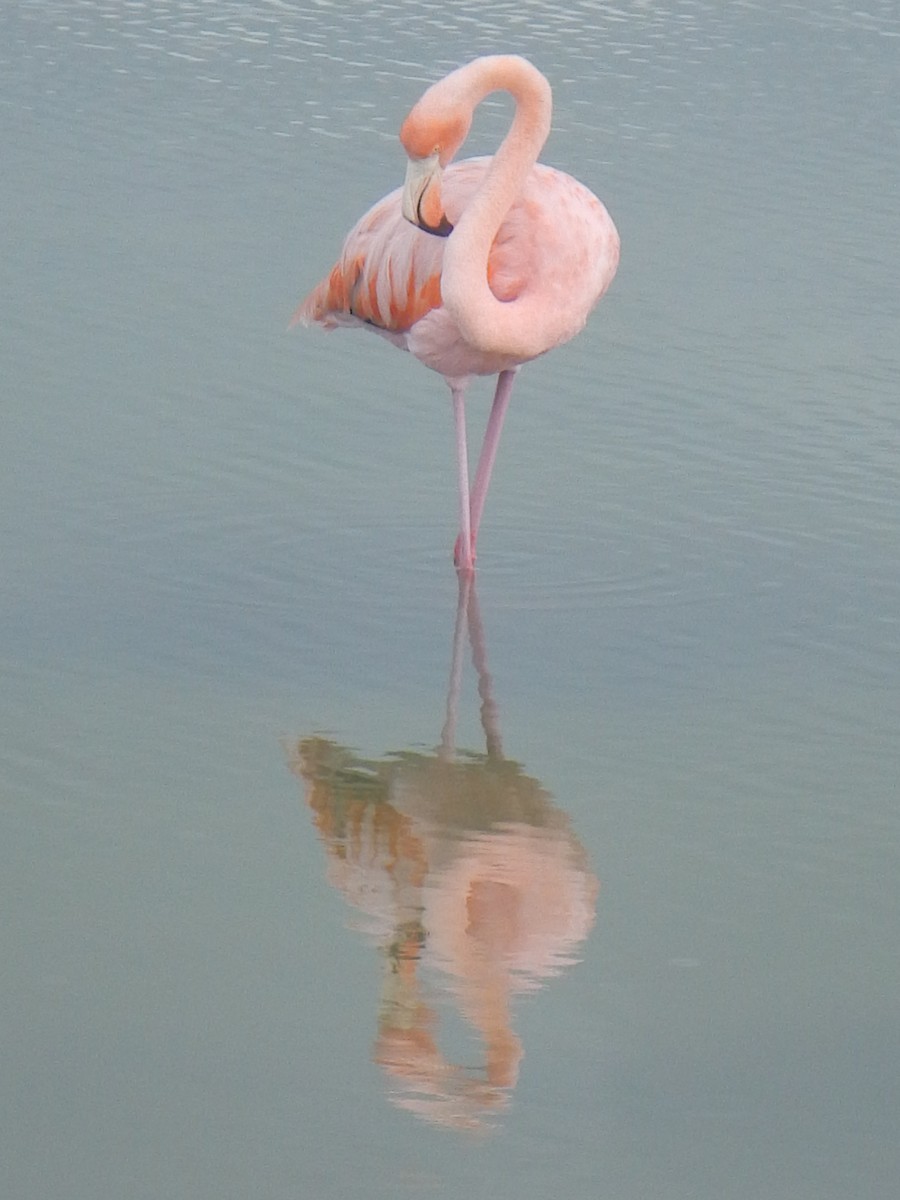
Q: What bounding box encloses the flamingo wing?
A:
[292,185,445,335]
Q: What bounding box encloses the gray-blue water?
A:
[2,2,898,1197]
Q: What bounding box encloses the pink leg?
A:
[450,383,475,573]
[468,368,517,556]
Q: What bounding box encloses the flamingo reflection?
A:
[286,576,598,1130]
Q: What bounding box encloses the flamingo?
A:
[293,55,620,572]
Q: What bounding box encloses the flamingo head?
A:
[399,105,470,237]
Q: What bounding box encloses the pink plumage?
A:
[294,55,620,571]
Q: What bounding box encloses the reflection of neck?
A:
[483,998,523,1090]
[440,572,503,759]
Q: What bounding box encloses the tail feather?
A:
[289,267,345,329]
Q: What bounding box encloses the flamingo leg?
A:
[468,368,517,555]
[450,383,475,572]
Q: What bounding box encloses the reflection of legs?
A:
[441,573,503,759]
[469,368,517,554]
[466,578,502,759]
[450,383,474,572]
[440,571,472,756]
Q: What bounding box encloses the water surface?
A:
[2,2,898,1198]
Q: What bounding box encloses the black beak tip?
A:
[413,198,454,238]
[424,214,454,238]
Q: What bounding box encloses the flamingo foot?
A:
[453,532,477,573]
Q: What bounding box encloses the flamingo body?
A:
[294,56,620,571]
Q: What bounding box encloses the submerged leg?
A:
[467,368,517,558]
[450,383,475,573]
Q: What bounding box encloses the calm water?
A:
[2,1,899,1197]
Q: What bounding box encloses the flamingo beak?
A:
[402,153,454,237]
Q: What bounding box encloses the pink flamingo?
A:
[293,55,620,572]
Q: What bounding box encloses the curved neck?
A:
[440,57,553,361]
